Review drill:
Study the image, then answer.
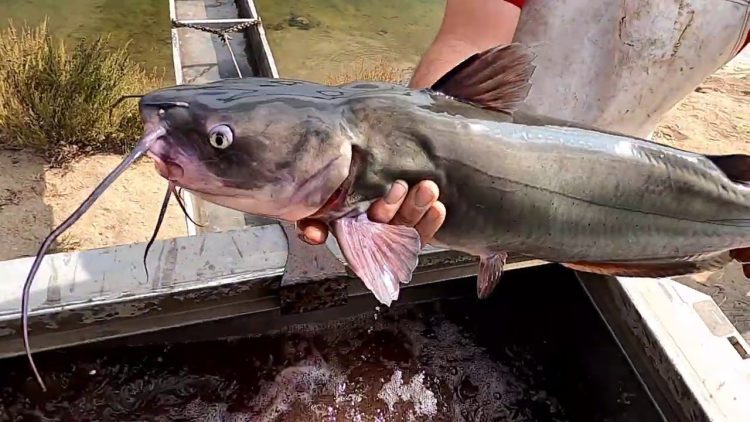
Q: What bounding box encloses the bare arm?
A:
[409,0,522,88]
[298,0,522,246]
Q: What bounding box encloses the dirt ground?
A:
[0,154,186,261]
[653,58,749,155]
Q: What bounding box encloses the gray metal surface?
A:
[0,221,544,358]
[578,273,750,422]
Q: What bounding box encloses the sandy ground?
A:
[0,154,186,260]
[653,57,749,155]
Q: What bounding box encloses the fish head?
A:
[139,78,354,221]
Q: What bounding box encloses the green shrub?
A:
[0,20,161,165]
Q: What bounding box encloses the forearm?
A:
[408,0,523,89]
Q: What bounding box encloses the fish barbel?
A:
[19,42,750,389]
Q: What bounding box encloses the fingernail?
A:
[384,180,408,204]
[298,232,313,244]
[414,185,434,207]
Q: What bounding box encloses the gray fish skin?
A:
[138,43,750,305]
[341,89,750,262]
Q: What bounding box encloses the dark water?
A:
[0,267,661,421]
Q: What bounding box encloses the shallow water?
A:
[0,0,173,81]
[0,267,661,421]
[255,0,446,81]
[1,0,445,85]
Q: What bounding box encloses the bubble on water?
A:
[377,369,437,417]
[247,363,336,421]
[181,398,228,420]
[0,300,566,421]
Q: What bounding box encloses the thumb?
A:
[296,218,329,245]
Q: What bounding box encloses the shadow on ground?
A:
[0,151,55,261]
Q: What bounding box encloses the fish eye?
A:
[208,125,233,149]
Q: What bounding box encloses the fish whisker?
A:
[172,186,205,227]
[143,184,172,284]
[21,126,166,392]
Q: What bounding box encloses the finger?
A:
[390,180,439,227]
[296,219,328,245]
[414,201,446,244]
[367,180,409,223]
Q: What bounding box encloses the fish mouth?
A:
[146,135,185,182]
[307,157,359,220]
[148,151,185,181]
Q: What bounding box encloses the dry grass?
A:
[0,20,161,166]
[324,57,408,85]
[48,233,83,254]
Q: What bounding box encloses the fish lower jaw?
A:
[146,151,184,181]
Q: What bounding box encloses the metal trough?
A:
[0,1,748,420]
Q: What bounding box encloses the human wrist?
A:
[408,38,477,89]
[503,0,525,9]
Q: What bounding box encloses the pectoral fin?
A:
[331,214,421,306]
[477,252,508,299]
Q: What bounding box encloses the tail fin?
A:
[729,249,750,278]
[706,154,750,277]
[706,154,750,185]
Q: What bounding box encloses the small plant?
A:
[0,20,161,165]
[324,57,409,85]
[49,233,83,254]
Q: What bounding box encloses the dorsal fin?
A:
[430,43,536,114]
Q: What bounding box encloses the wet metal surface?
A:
[0,266,662,421]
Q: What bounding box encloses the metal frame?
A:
[578,273,750,422]
[0,223,544,358]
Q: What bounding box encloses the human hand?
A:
[296,180,446,246]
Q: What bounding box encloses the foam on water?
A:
[0,301,566,421]
[377,370,437,417]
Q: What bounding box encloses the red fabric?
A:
[504,0,525,9]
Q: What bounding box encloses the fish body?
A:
[137,43,750,305]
